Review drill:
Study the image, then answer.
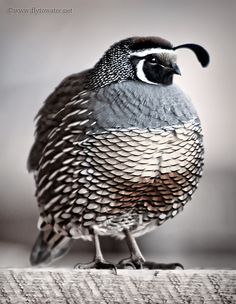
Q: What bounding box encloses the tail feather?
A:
[30,229,74,266]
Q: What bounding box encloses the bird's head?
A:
[88,36,209,88]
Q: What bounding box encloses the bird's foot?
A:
[117,257,145,269]
[74,259,117,273]
[117,258,184,270]
[142,261,184,270]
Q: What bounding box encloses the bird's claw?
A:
[117,258,184,270]
[142,261,184,270]
[117,257,144,269]
[74,259,117,273]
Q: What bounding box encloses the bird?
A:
[28,36,209,269]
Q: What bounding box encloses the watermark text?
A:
[7,7,73,15]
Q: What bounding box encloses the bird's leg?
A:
[118,229,184,270]
[117,229,145,269]
[74,228,116,272]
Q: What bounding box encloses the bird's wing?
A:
[27,69,91,172]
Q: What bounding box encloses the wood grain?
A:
[0,269,235,303]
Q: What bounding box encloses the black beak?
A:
[173,43,210,67]
[171,63,181,75]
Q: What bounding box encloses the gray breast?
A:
[90,81,199,131]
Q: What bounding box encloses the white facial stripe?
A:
[131,48,176,58]
[136,59,158,85]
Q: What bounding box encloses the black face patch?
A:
[142,61,174,85]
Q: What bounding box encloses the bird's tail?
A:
[30,228,74,266]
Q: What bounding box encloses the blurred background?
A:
[0,0,235,269]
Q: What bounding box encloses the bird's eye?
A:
[146,55,159,64]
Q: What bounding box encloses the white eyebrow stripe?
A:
[131,48,176,57]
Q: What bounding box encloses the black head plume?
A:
[173,43,210,67]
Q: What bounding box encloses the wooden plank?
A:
[0,269,235,303]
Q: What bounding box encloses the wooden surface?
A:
[0,269,235,303]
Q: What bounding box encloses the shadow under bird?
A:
[28,36,209,269]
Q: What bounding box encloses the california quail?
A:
[29,36,209,269]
